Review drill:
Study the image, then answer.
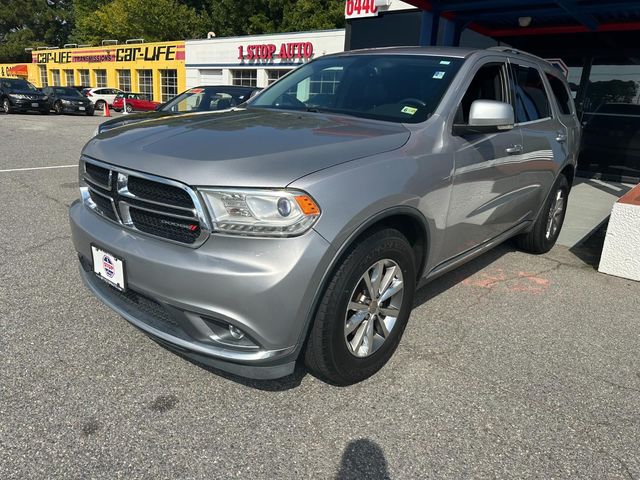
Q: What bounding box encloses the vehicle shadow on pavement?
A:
[335,439,391,479]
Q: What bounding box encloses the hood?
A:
[84,108,410,187]
[9,89,45,97]
[99,111,169,132]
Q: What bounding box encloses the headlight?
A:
[9,93,26,99]
[61,99,71,104]
[200,188,320,237]
[42,95,48,101]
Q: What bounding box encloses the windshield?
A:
[250,54,464,123]
[53,87,83,97]
[161,87,254,113]
[1,79,38,91]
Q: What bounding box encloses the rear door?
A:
[442,58,525,261]
[510,60,566,207]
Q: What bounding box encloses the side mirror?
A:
[453,100,514,135]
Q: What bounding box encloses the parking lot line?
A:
[0,164,77,173]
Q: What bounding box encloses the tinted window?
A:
[512,65,550,122]
[53,87,82,97]
[546,73,572,115]
[162,87,252,113]
[251,55,465,124]
[1,79,37,91]
[457,62,507,123]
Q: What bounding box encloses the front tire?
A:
[54,101,63,114]
[125,103,133,113]
[516,174,569,254]
[2,97,13,114]
[304,228,416,385]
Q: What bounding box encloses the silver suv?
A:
[69,47,580,385]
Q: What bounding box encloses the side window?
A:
[457,62,508,123]
[545,73,573,115]
[512,65,551,122]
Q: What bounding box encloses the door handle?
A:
[556,132,567,142]
[505,144,523,154]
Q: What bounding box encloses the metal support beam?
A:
[438,17,461,46]
[419,10,440,46]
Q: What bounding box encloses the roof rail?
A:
[487,46,546,62]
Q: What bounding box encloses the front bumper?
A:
[11,98,48,111]
[62,103,94,114]
[69,200,333,379]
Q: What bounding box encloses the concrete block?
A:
[598,184,640,282]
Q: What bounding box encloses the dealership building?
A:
[0,40,186,104]
[184,29,345,89]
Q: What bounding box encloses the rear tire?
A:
[95,100,106,111]
[304,228,416,385]
[516,174,569,254]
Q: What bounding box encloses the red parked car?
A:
[112,92,160,113]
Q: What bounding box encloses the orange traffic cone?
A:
[103,102,110,117]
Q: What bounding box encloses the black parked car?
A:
[0,78,49,114]
[41,86,95,115]
[97,85,261,134]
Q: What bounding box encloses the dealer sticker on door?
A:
[91,245,126,290]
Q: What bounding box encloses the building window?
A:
[231,69,257,87]
[78,69,90,86]
[39,65,48,87]
[138,69,153,99]
[64,70,75,86]
[94,69,107,88]
[309,68,342,95]
[51,69,61,86]
[118,69,131,92]
[160,69,178,102]
[267,69,290,85]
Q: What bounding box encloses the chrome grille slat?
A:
[80,157,210,247]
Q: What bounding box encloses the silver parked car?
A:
[69,47,580,385]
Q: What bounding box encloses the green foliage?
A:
[206,0,345,36]
[72,0,211,44]
[0,0,346,62]
[0,0,73,61]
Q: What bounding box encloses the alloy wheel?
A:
[545,188,566,240]
[344,259,404,358]
[3,99,9,113]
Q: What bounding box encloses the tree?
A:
[71,0,211,44]
[0,0,73,62]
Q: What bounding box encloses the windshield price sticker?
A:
[433,71,446,79]
[401,106,418,115]
[345,0,379,19]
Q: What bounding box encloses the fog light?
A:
[229,325,245,340]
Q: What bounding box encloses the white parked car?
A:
[83,88,123,110]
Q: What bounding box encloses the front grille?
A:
[130,208,201,244]
[128,176,192,208]
[85,162,110,188]
[81,158,209,247]
[88,189,117,221]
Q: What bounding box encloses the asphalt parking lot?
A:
[1,112,639,479]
